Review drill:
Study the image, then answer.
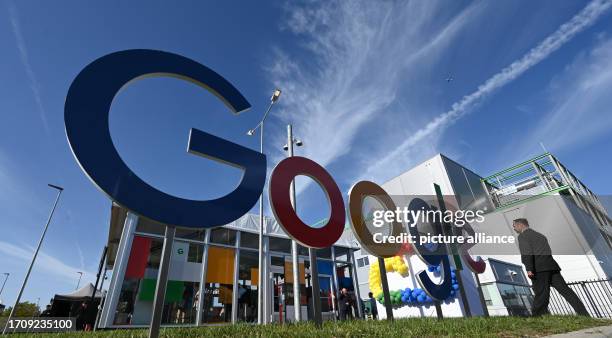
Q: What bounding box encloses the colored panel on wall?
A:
[284,261,306,284]
[138,278,185,302]
[206,246,235,284]
[317,261,333,275]
[165,280,185,303]
[218,285,233,304]
[172,242,189,262]
[125,236,151,279]
[250,268,258,286]
[138,278,156,301]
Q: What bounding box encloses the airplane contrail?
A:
[365,0,612,181]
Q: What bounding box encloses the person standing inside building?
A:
[513,218,590,316]
[368,292,378,320]
[338,288,350,320]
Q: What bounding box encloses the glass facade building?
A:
[98,206,362,328]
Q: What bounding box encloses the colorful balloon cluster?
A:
[372,263,460,307]
[368,256,409,299]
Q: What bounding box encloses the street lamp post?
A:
[76,272,83,290]
[3,184,63,335]
[247,89,281,325]
[283,125,309,324]
[0,273,9,301]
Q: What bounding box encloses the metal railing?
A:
[547,278,612,319]
[481,153,612,231]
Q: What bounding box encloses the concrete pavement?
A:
[544,325,612,338]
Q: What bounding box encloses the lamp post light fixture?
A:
[3,184,63,335]
[246,88,281,324]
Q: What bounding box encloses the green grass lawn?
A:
[13,315,612,338]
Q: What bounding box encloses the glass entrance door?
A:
[318,275,335,321]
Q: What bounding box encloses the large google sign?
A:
[65,49,484,308]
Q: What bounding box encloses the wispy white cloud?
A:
[0,241,95,285]
[76,242,85,272]
[7,1,48,132]
[502,35,612,163]
[363,0,612,183]
[269,1,485,194]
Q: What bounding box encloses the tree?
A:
[0,302,40,317]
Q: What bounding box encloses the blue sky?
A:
[1,0,612,308]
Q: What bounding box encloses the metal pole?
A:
[195,229,210,326]
[434,183,471,317]
[287,124,302,322]
[473,272,489,317]
[99,212,138,328]
[91,247,108,303]
[76,272,83,290]
[308,249,322,327]
[148,225,175,338]
[231,232,240,324]
[3,184,63,335]
[257,119,266,324]
[378,257,393,320]
[250,90,280,324]
[0,274,9,300]
[93,265,108,331]
[349,249,363,318]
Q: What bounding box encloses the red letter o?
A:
[269,156,345,248]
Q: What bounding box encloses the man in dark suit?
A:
[338,288,351,320]
[513,218,589,316]
[367,292,378,320]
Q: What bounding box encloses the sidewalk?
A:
[544,325,612,338]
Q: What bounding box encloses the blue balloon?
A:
[452,284,460,290]
[451,272,456,278]
[450,290,456,296]
[427,266,435,272]
[435,266,441,273]
[417,295,426,303]
[425,296,432,302]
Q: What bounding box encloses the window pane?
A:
[336,262,354,291]
[298,245,309,257]
[176,228,205,241]
[187,243,203,263]
[269,236,291,253]
[316,247,331,259]
[237,251,259,322]
[334,246,350,262]
[113,236,201,326]
[240,231,259,250]
[202,246,235,323]
[210,228,237,246]
[135,217,164,236]
[490,260,528,285]
[113,236,160,325]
